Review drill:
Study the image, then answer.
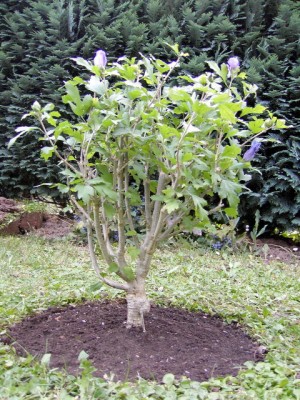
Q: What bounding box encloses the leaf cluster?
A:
[14,53,286,286]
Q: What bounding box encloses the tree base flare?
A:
[126,293,150,332]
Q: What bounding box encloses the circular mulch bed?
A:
[4,301,264,382]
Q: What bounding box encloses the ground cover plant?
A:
[0,234,300,399]
[12,48,287,331]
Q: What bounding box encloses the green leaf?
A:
[162,373,175,385]
[123,266,135,281]
[220,63,228,82]
[213,93,230,104]
[41,146,55,160]
[238,72,247,79]
[127,88,146,100]
[248,119,264,134]
[8,127,37,148]
[219,179,241,207]
[119,65,138,81]
[166,43,180,55]
[151,194,165,202]
[89,282,103,292]
[240,105,266,117]
[219,104,236,124]
[126,230,137,237]
[78,350,89,361]
[72,57,93,72]
[96,164,113,184]
[207,61,221,76]
[86,76,108,95]
[127,246,140,260]
[275,119,288,129]
[158,124,180,138]
[168,89,192,102]
[102,186,118,201]
[65,81,81,105]
[224,207,238,217]
[32,100,42,111]
[163,199,181,213]
[74,184,94,203]
[69,102,85,117]
[190,193,208,220]
[82,94,93,113]
[182,152,194,162]
[56,183,69,194]
[103,202,116,219]
[192,102,212,116]
[108,262,119,273]
[222,144,241,158]
[40,353,51,366]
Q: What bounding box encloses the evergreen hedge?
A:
[0,0,299,231]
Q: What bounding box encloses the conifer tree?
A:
[0,0,89,199]
[1,0,298,232]
[239,0,300,232]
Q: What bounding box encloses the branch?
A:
[124,154,140,247]
[116,140,127,267]
[86,216,129,291]
[70,196,93,225]
[99,199,115,256]
[214,130,223,172]
[135,173,169,281]
[240,128,270,148]
[172,113,196,191]
[136,208,166,281]
[93,198,116,263]
[149,171,168,235]
[208,199,224,215]
[143,164,152,230]
[158,211,186,241]
[131,55,182,133]
[93,199,131,283]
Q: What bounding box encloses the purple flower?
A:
[243,140,262,161]
[227,57,240,71]
[94,50,107,68]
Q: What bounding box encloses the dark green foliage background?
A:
[0,0,299,231]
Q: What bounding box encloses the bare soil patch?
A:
[4,301,263,382]
[0,197,73,238]
[0,197,20,217]
[256,238,299,263]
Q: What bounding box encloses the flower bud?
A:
[199,75,207,85]
[243,139,262,161]
[94,50,107,68]
[227,57,240,71]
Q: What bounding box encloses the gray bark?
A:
[126,281,150,332]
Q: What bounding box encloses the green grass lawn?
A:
[0,235,299,399]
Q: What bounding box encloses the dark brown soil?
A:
[0,196,20,224]
[0,197,73,238]
[0,196,20,217]
[256,238,299,264]
[5,301,264,382]
[0,211,46,235]
[33,214,74,239]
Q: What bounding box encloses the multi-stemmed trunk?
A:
[82,172,169,332]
